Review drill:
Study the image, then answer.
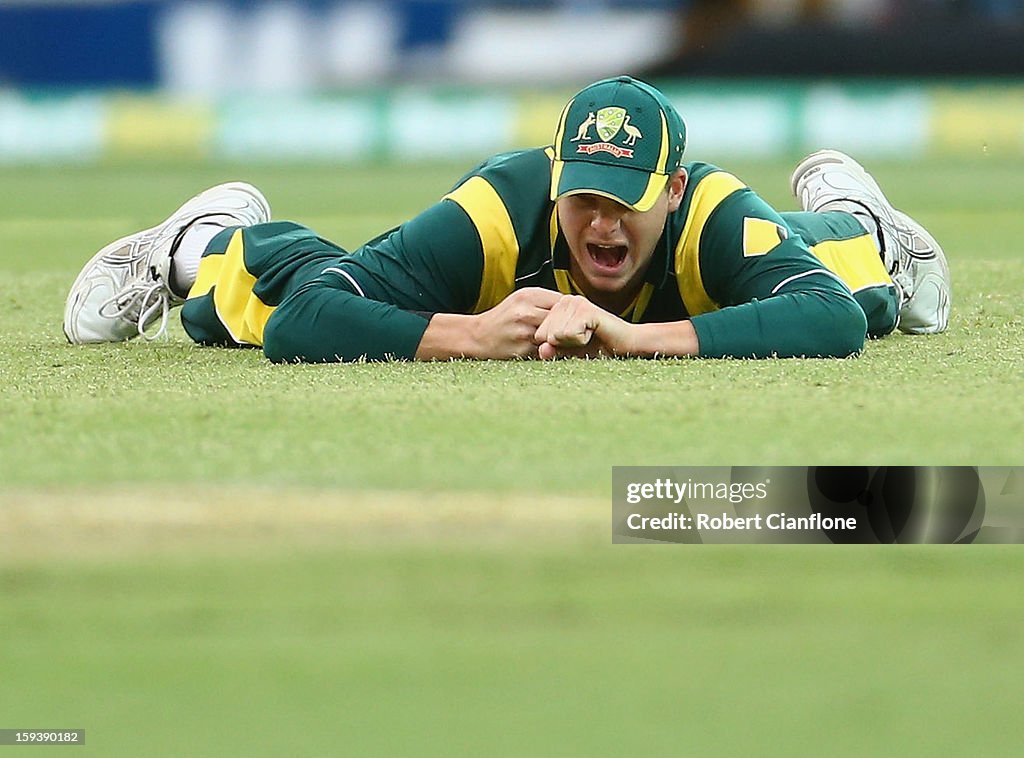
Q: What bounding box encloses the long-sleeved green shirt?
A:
[258,147,874,362]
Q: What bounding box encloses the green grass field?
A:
[2,156,1023,755]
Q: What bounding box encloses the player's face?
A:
[557,171,685,312]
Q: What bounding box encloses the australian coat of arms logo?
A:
[570,106,642,158]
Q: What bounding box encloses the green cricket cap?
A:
[550,75,687,213]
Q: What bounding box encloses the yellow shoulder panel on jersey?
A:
[444,176,519,313]
[190,229,275,345]
[743,217,787,257]
[674,171,746,315]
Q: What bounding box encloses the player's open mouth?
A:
[587,243,628,272]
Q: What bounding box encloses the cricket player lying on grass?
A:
[64,76,950,362]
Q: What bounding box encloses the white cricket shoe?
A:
[791,149,950,334]
[64,182,271,344]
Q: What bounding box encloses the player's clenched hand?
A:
[534,295,635,360]
[470,287,562,359]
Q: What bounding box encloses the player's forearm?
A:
[613,319,701,357]
[691,290,867,358]
[414,313,481,360]
[263,285,430,363]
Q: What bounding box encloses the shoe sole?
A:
[63,182,271,343]
[790,148,891,206]
[898,271,950,334]
[892,209,951,334]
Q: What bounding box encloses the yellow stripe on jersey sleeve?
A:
[189,250,223,301]
[444,176,520,313]
[674,171,747,316]
[811,234,894,293]
[743,217,786,257]
[189,229,276,345]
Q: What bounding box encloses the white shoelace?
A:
[98,275,172,340]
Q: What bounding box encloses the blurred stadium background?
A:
[2,0,1024,164]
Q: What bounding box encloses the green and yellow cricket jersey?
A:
[182,147,897,362]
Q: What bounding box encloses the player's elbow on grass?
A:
[262,284,354,363]
[264,282,428,363]
[263,313,311,364]
[824,294,868,358]
[770,289,867,359]
[262,300,330,363]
